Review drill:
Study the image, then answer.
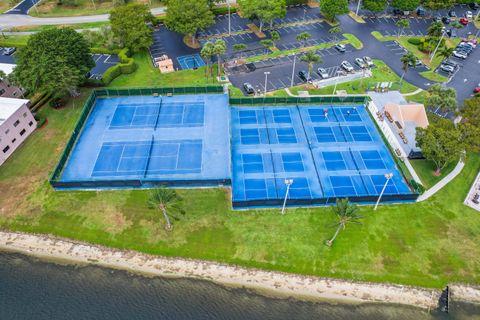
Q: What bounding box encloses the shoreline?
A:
[1,230,479,309]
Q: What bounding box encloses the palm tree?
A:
[213,39,226,76]
[296,32,311,49]
[326,198,362,247]
[438,46,454,61]
[395,19,410,38]
[427,21,443,38]
[300,50,322,80]
[400,52,417,84]
[328,26,342,41]
[147,188,184,231]
[200,41,215,80]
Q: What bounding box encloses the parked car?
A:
[460,17,469,25]
[442,16,451,24]
[473,84,480,93]
[446,29,457,38]
[335,43,346,53]
[0,89,5,96]
[452,50,468,59]
[442,59,458,68]
[417,8,426,16]
[408,59,422,67]
[440,64,455,73]
[434,15,442,22]
[456,43,474,53]
[465,11,473,19]
[341,60,354,72]
[462,38,477,48]
[243,82,255,94]
[298,70,311,82]
[448,10,457,17]
[392,8,403,15]
[317,67,329,79]
[354,57,367,68]
[363,56,374,67]
[3,47,15,55]
[469,2,479,10]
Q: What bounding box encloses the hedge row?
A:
[30,92,52,113]
[101,48,137,85]
[90,47,121,55]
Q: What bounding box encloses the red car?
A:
[460,17,469,25]
[474,87,480,93]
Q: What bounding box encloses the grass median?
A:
[0,50,479,289]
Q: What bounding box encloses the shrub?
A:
[211,6,238,15]
[49,97,66,109]
[101,48,137,85]
[286,0,308,5]
[407,37,422,45]
[34,114,47,128]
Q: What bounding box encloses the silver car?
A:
[341,61,354,72]
[317,67,329,79]
[363,56,374,67]
[354,58,367,68]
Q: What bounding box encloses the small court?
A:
[61,94,230,186]
[231,105,413,207]
[177,54,206,70]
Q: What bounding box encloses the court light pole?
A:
[332,70,341,95]
[290,55,297,88]
[264,71,270,95]
[430,30,445,63]
[374,173,393,211]
[281,179,294,215]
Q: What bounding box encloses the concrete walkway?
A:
[402,88,424,97]
[417,159,465,202]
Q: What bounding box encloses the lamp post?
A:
[430,30,445,63]
[290,55,297,88]
[281,179,294,215]
[356,0,362,16]
[264,71,270,95]
[374,173,393,210]
[228,2,231,36]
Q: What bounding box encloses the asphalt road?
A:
[5,0,40,15]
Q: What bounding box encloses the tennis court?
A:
[60,94,230,186]
[231,105,413,207]
[177,54,206,70]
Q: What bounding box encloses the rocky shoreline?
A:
[1,230,479,309]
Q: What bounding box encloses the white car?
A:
[354,57,367,68]
[363,56,374,67]
[465,11,473,19]
[440,64,455,73]
[341,60,354,72]
[452,50,468,59]
[317,67,329,79]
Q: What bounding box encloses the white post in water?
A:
[290,55,297,87]
[264,71,270,95]
[374,173,393,210]
[281,179,294,215]
[228,3,231,36]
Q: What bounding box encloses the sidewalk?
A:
[417,159,465,202]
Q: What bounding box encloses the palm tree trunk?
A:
[161,207,172,230]
[217,54,221,76]
[326,223,343,246]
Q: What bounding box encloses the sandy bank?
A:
[0,230,478,309]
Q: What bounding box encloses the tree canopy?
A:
[363,0,387,12]
[426,84,457,113]
[237,0,287,31]
[165,0,215,40]
[391,0,420,11]
[320,0,349,21]
[10,28,93,97]
[416,118,464,174]
[109,4,154,52]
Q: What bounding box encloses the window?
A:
[13,120,20,127]
[11,138,16,144]
[20,129,26,136]
[28,121,33,127]
[5,129,9,135]
[2,146,9,153]
[23,112,27,118]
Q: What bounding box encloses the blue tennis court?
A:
[231,105,413,207]
[177,54,206,70]
[60,94,230,186]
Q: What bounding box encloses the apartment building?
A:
[0,97,36,166]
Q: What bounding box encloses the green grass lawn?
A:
[419,71,448,83]
[1,50,480,289]
[410,159,458,190]
[30,0,163,17]
[0,35,30,47]
[5,21,111,32]
[342,33,363,49]
[287,59,418,96]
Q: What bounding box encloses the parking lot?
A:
[228,44,367,94]
[88,54,120,80]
